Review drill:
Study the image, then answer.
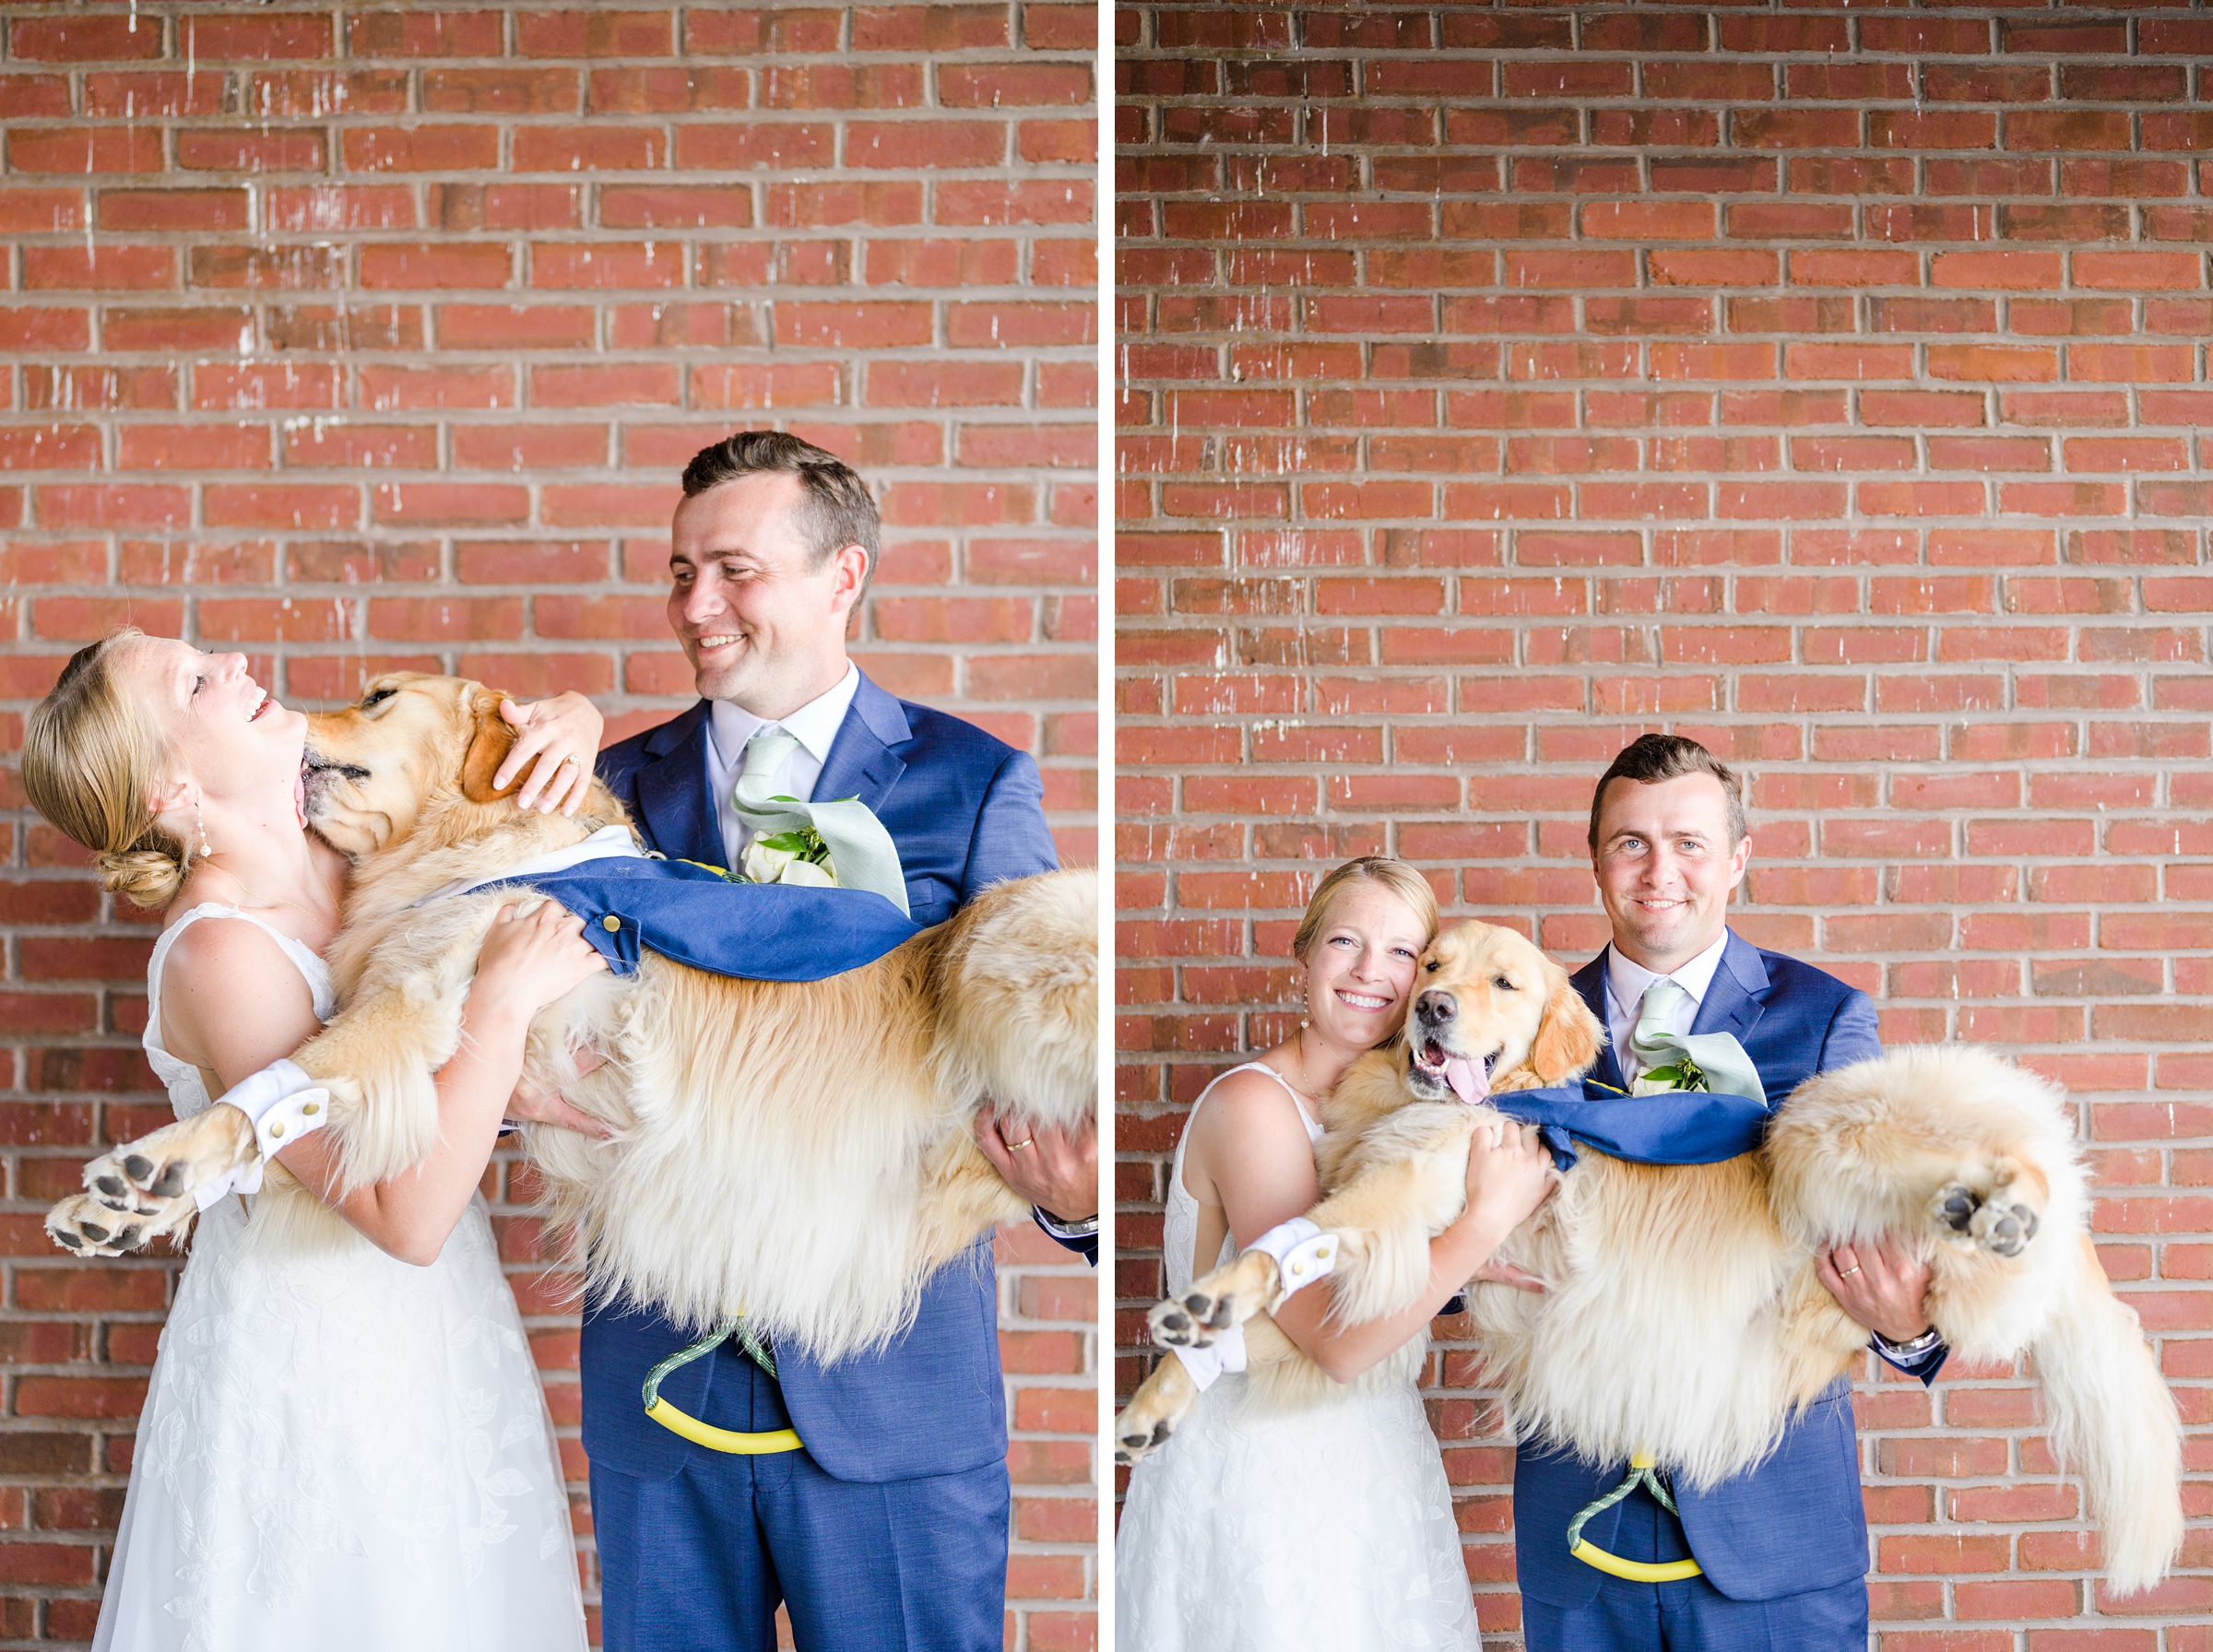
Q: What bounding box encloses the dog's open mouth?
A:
[299,750,368,822]
[1410,1040,1499,1106]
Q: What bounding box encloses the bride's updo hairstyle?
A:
[1290,856,1439,963]
[21,628,191,909]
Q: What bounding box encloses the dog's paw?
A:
[1147,1292,1220,1349]
[1148,1251,1278,1349]
[46,1192,171,1257]
[1113,1406,1178,1467]
[89,1107,258,1215]
[1968,1194,2040,1258]
[1931,1162,2043,1260]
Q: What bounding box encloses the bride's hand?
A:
[471,902,609,1026]
[495,691,605,815]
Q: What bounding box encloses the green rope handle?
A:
[640,1316,776,1412]
[1566,1454,1681,1554]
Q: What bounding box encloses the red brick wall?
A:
[0,4,1099,1645]
[1117,7,2210,1645]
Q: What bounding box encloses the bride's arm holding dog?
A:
[272,902,607,1262]
[1179,1071,1553,1384]
[138,902,606,1263]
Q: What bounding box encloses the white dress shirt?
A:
[704,664,862,872]
[1604,928,1730,1080]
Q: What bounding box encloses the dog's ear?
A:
[1528,971,1603,1085]
[459,693,522,804]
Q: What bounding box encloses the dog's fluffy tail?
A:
[932,868,1097,1131]
[2030,1235,2183,1596]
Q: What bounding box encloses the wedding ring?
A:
[1008,1137,1035,1150]
[1840,1264,1862,1277]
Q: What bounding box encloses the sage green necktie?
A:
[730,726,911,918]
[1628,978,1693,1077]
[1626,975,1767,1106]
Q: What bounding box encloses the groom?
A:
[587,431,1097,1652]
[1512,734,1947,1651]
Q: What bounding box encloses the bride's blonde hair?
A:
[1291,856,1439,962]
[21,628,193,909]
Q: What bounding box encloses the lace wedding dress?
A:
[94,905,586,1652]
[1117,1063,1482,1652]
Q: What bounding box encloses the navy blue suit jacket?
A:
[1513,930,1897,1606]
[586,671,1067,1483]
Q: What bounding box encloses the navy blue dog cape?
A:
[479,856,922,982]
[1488,1080,1771,1171]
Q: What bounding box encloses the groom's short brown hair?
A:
[682,431,881,595]
[1587,734,1747,852]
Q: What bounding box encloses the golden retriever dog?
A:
[1114,920,2183,1596]
[48,673,1097,1364]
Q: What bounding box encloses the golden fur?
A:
[52,673,1097,1363]
[1115,919,2182,1596]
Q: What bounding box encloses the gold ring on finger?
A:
[1008,1137,1035,1150]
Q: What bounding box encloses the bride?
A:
[22,630,606,1652]
[1117,856,1557,1652]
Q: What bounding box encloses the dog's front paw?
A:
[89,1107,260,1215]
[1114,1353,1200,1466]
[1114,1401,1178,1466]
[46,1192,177,1257]
[1149,1292,1226,1349]
[1149,1250,1279,1349]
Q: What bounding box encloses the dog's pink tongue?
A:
[1443,1055,1489,1106]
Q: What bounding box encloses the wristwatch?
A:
[1870,1325,1942,1360]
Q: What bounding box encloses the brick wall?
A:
[0,3,1099,1645]
[1117,7,2211,1646]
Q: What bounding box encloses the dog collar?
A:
[408,822,644,908]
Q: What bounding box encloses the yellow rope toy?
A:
[1566,1453,1706,1583]
[641,1319,804,1456]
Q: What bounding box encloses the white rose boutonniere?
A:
[740,820,839,889]
[1630,1055,1710,1097]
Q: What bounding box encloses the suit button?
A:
[602,914,621,932]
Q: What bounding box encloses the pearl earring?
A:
[194,802,212,861]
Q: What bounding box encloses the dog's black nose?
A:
[1416,990,1456,1025]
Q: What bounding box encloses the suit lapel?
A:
[813,671,910,813]
[1570,950,1627,1091]
[632,702,724,867]
[1689,928,1770,1044]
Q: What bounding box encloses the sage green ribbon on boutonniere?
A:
[1628,1029,1767,1109]
[730,727,910,917]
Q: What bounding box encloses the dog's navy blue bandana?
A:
[1488,1080,1772,1171]
[479,857,921,982]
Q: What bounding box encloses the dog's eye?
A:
[1425,960,1439,973]
[360,686,396,710]
[1494,974,1518,993]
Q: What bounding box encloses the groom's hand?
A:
[1818,1233,1933,1344]
[976,1105,1096,1224]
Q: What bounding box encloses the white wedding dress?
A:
[94,905,586,1652]
[1117,1063,1482,1651]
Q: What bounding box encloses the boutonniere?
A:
[740,802,839,888]
[1632,1056,1710,1096]
[1627,1031,1768,1108]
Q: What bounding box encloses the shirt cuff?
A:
[1033,1208,1098,1240]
